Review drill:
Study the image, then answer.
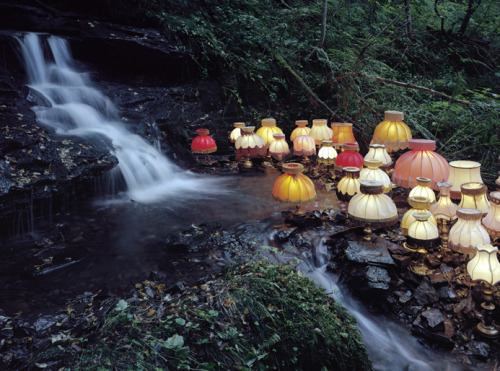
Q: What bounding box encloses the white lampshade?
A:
[482,192,500,239]
[317,140,338,165]
[467,244,500,285]
[401,196,437,235]
[293,135,316,156]
[235,126,267,159]
[359,159,392,193]
[337,167,361,201]
[409,177,436,203]
[364,144,392,168]
[447,160,483,199]
[408,211,439,241]
[268,133,290,156]
[230,122,246,143]
[458,182,490,216]
[310,119,333,146]
[430,182,458,221]
[449,208,491,256]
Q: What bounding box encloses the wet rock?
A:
[420,309,445,331]
[412,278,439,306]
[34,314,67,332]
[467,341,489,359]
[164,221,222,253]
[365,266,391,290]
[428,271,447,285]
[234,224,263,248]
[437,286,456,301]
[344,240,395,267]
[274,230,293,244]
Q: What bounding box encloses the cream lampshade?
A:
[458,182,490,216]
[256,118,283,145]
[449,208,491,256]
[230,122,246,143]
[290,120,311,142]
[401,196,437,235]
[409,177,436,203]
[482,192,500,240]
[372,110,412,152]
[269,133,290,166]
[310,119,333,146]
[331,123,356,146]
[336,167,361,202]
[430,182,458,221]
[293,135,316,163]
[447,160,483,199]
[359,159,392,193]
[407,211,440,246]
[317,140,338,165]
[364,144,392,169]
[235,126,267,167]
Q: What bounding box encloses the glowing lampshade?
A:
[337,167,361,202]
[335,143,363,170]
[293,135,316,156]
[364,144,392,169]
[256,118,283,145]
[273,163,316,206]
[290,120,311,142]
[331,123,356,145]
[449,208,490,256]
[235,126,267,159]
[347,180,398,228]
[230,122,246,143]
[458,182,490,216]
[392,139,449,190]
[447,160,483,199]
[317,140,338,165]
[430,182,458,221]
[401,196,437,235]
[409,177,436,203]
[482,192,500,239]
[269,133,290,157]
[191,128,217,154]
[360,159,392,193]
[310,119,333,146]
[407,211,439,243]
[372,110,412,152]
[467,244,500,285]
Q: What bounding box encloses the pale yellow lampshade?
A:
[235,126,267,159]
[372,110,412,152]
[408,211,439,241]
[430,182,458,221]
[401,196,437,235]
[273,163,316,205]
[359,159,392,193]
[310,119,333,146]
[467,244,500,285]
[447,160,483,199]
[408,177,436,203]
[336,167,361,201]
[290,120,311,142]
[317,140,338,165]
[449,208,491,256]
[268,133,290,156]
[256,118,283,144]
[230,122,246,143]
[458,182,490,216]
[364,144,392,168]
[331,123,356,145]
[293,135,316,156]
[482,192,500,239]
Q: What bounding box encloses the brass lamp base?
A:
[362,227,373,241]
[293,206,307,216]
[243,157,253,168]
[477,323,500,338]
[476,288,500,338]
[403,242,431,276]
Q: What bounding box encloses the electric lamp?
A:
[449,208,490,256]
[290,120,311,142]
[230,122,246,143]
[359,159,392,193]
[273,163,317,215]
[364,144,392,170]
[404,211,440,274]
[447,160,483,199]
[256,118,283,145]
[335,143,364,171]
[392,139,449,190]
[235,126,267,168]
[467,243,500,338]
[408,177,436,203]
[458,182,490,217]
[293,135,316,163]
[482,192,500,240]
[336,167,361,202]
[401,196,437,236]
[268,133,290,166]
[372,110,412,152]
[430,182,458,254]
[191,128,217,154]
[331,123,356,146]
[317,140,338,165]
[310,119,333,146]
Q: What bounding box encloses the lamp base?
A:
[477,323,500,338]
[293,206,307,216]
[243,158,253,168]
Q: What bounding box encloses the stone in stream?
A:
[412,277,439,306]
[344,240,395,266]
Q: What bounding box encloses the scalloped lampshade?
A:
[335,143,364,171]
[256,118,283,145]
[290,120,311,142]
[336,167,361,202]
[401,196,437,235]
[364,144,392,169]
[293,135,316,156]
[467,244,500,285]
[458,182,490,216]
[235,126,267,159]
[430,182,458,221]
[273,163,316,206]
[360,159,392,193]
[447,160,483,199]
[449,208,491,256]
[269,133,290,157]
[230,122,246,143]
[482,192,500,240]
[191,128,217,154]
[317,140,338,165]
[310,119,333,146]
[409,177,436,203]
[408,211,440,243]
[331,123,356,146]
[372,110,412,152]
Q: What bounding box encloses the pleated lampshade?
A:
[331,123,356,146]
[290,120,311,142]
[364,144,392,169]
[401,196,437,235]
[335,143,364,171]
[191,128,217,154]
[293,135,316,156]
[317,140,338,165]
[235,126,267,159]
[359,159,392,193]
[392,139,449,190]
[272,163,316,205]
[430,182,458,221]
[447,160,483,199]
[449,208,490,256]
[336,167,361,202]
[482,192,500,239]
[230,122,246,143]
[372,110,412,152]
[409,177,436,203]
[310,119,333,146]
[467,244,500,285]
[268,133,290,157]
[407,211,440,243]
[458,182,490,216]
[256,118,283,145]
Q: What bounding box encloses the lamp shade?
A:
[268,133,290,156]
[293,135,316,156]
[331,123,356,145]
[290,120,311,142]
[336,167,361,202]
[235,126,267,159]
[447,160,483,199]
[364,144,392,169]
[335,143,364,170]
[230,122,246,143]
[317,140,338,165]
[449,208,491,255]
[401,196,437,235]
[408,211,439,241]
[256,118,283,145]
[408,177,436,203]
[310,119,333,146]
[273,163,316,205]
[347,180,398,228]
[467,244,500,285]
[372,110,412,152]
[359,159,392,193]
[392,139,449,190]
[458,182,490,216]
[482,192,500,239]
[430,182,458,221]
[191,128,217,154]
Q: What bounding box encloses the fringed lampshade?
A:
[256,118,283,145]
[401,196,437,235]
[191,128,217,154]
[364,144,392,170]
[392,139,449,190]
[331,123,356,146]
[372,110,412,152]
[359,159,392,193]
[447,160,483,199]
[269,133,290,157]
[336,167,361,202]
[407,211,440,250]
[482,192,500,240]
[317,140,338,165]
[235,126,267,167]
[335,143,363,171]
[290,120,311,142]
[449,208,491,256]
[430,182,458,221]
[458,182,490,216]
[230,122,246,143]
[273,163,316,215]
[409,177,436,203]
[310,119,333,146]
[293,135,316,157]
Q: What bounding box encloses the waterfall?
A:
[18,33,223,203]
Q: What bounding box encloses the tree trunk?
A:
[434,0,445,33]
[459,0,482,34]
[405,0,414,41]
[318,0,328,49]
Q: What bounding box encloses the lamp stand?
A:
[477,284,499,338]
[301,155,310,164]
[243,156,253,168]
[403,242,430,276]
[438,218,449,257]
[293,205,307,216]
[362,227,373,241]
[275,155,284,167]
[262,155,273,167]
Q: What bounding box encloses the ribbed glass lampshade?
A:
[268,133,290,157]
[290,120,311,142]
[335,143,364,170]
[409,177,436,203]
[256,118,283,145]
[331,123,356,145]
[457,182,490,216]
[364,144,392,168]
[449,208,491,256]
[235,126,267,159]
[293,135,316,156]
[360,159,392,193]
[467,244,500,285]
[430,182,458,221]
[392,139,449,190]
[191,128,217,154]
[372,110,412,152]
[310,119,333,146]
[447,161,483,199]
[347,180,398,228]
[230,122,246,143]
[482,192,500,239]
[408,211,439,241]
[273,163,316,205]
[401,196,437,235]
[317,140,338,165]
[337,167,361,202]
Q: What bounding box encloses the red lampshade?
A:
[392,139,449,190]
[335,143,363,170]
[191,128,217,154]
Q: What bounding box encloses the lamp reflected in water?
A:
[273,163,317,215]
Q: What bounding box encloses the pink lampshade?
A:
[293,135,316,156]
[392,139,449,190]
[335,143,363,170]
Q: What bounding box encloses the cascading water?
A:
[18,33,223,203]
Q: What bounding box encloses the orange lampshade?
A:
[256,118,283,144]
[336,167,361,202]
[482,192,500,239]
[310,119,333,146]
[458,182,490,216]
[269,133,290,156]
[408,177,436,203]
[447,160,483,199]
[449,208,491,256]
[331,123,356,145]
[191,128,217,154]
[372,110,412,152]
[235,126,267,159]
[230,122,246,143]
[293,135,316,156]
[273,163,316,205]
[317,140,338,165]
[290,120,311,142]
[430,182,458,221]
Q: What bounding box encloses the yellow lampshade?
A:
[482,192,500,239]
[290,120,311,142]
[230,122,246,143]
[372,110,412,152]
[293,135,316,156]
[364,144,392,168]
[235,126,267,159]
[458,182,490,216]
[337,167,361,202]
[331,123,356,145]
[256,118,283,145]
[273,163,316,205]
[317,140,338,165]
[467,244,500,285]
[449,208,491,256]
[447,160,483,199]
[359,159,392,193]
[430,182,458,221]
[408,177,436,203]
[408,211,439,241]
[268,133,290,157]
[401,196,437,235]
[310,119,333,146]
[347,180,398,228]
